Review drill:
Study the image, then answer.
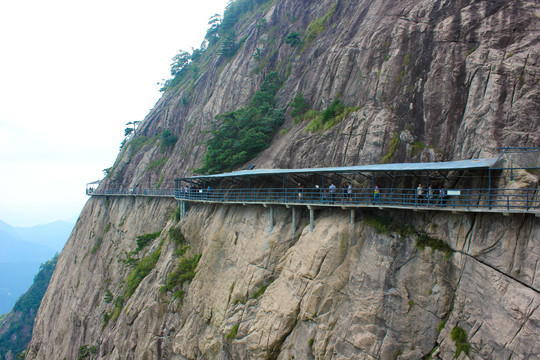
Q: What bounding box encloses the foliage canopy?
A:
[197,71,285,174]
[0,255,58,357]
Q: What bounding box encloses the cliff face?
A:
[26,0,539,359]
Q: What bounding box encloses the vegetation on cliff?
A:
[160,0,273,93]
[197,71,285,174]
[0,254,58,359]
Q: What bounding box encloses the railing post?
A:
[309,207,314,232]
[292,207,296,236]
[269,206,274,233]
[526,190,529,211]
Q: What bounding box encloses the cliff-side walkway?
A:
[87,154,540,220]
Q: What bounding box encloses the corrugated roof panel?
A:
[177,158,498,181]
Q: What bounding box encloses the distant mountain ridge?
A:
[0,219,73,314]
[0,219,74,254]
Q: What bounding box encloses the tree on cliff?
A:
[197,71,285,174]
[0,254,58,358]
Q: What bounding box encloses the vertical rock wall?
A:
[25,0,540,359]
[26,198,539,359]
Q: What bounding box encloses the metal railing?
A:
[87,187,539,213]
[87,188,175,197]
[174,187,539,212]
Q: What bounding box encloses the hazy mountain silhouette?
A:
[0,219,72,314]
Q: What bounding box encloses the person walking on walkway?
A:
[439,188,445,207]
[416,184,424,206]
[373,185,380,204]
[297,183,303,202]
[329,183,336,204]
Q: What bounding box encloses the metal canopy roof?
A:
[176,158,499,182]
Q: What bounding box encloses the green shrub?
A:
[410,141,426,157]
[135,231,162,252]
[321,106,360,131]
[321,99,345,122]
[89,237,103,254]
[365,215,415,237]
[119,250,139,268]
[220,0,270,34]
[163,254,202,294]
[381,133,400,164]
[156,173,165,189]
[147,157,168,172]
[102,312,110,327]
[173,207,181,221]
[104,289,113,303]
[305,100,356,133]
[220,32,241,57]
[252,285,268,299]
[160,129,178,152]
[450,326,471,357]
[226,324,239,340]
[415,233,454,259]
[305,114,324,132]
[197,71,284,174]
[303,4,336,49]
[78,345,97,360]
[436,319,447,333]
[169,227,185,246]
[285,31,303,47]
[129,135,150,153]
[280,127,291,135]
[124,243,163,301]
[290,93,309,118]
[174,245,191,258]
[173,290,185,302]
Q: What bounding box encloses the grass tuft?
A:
[226,324,239,340]
[450,326,471,357]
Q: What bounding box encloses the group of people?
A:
[295,182,447,206]
[178,182,447,206]
[178,185,212,199]
[297,182,353,204]
[415,184,446,206]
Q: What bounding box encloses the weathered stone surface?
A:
[26,0,539,359]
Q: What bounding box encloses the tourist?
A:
[373,185,380,204]
[439,188,445,206]
[416,184,423,205]
[329,183,336,204]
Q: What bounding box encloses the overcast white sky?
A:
[0,0,230,227]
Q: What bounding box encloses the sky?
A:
[0,0,230,227]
